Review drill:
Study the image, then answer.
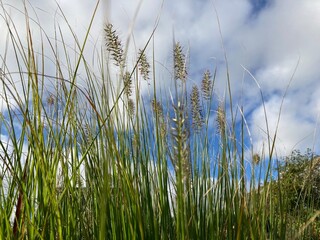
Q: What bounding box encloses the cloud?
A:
[1,0,320,155]
[249,94,319,156]
[234,1,320,155]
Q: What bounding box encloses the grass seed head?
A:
[104,23,125,67]
[123,71,133,97]
[173,42,187,82]
[201,70,213,100]
[190,85,204,132]
[138,49,150,81]
[127,98,135,117]
[217,104,226,134]
[253,153,261,165]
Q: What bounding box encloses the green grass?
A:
[0,1,319,239]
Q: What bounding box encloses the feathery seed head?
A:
[123,71,132,97]
[190,85,204,132]
[152,100,163,117]
[217,104,226,134]
[138,49,150,81]
[201,70,213,100]
[127,98,135,117]
[170,101,191,184]
[104,23,125,67]
[152,100,167,137]
[173,42,187,82]
[253,153,261,165]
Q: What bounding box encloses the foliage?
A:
[270,149,320,238]
[277,149,320,210]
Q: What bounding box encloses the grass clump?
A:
[0,1,319,239]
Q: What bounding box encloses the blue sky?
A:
[1,0,320,158]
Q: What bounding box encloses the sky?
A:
[1,0,320,158]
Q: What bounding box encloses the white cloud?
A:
[219,0,320,155]
[1,0,320,155]
[250,95,319,156]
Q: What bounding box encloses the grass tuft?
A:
[0,2,318,239]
